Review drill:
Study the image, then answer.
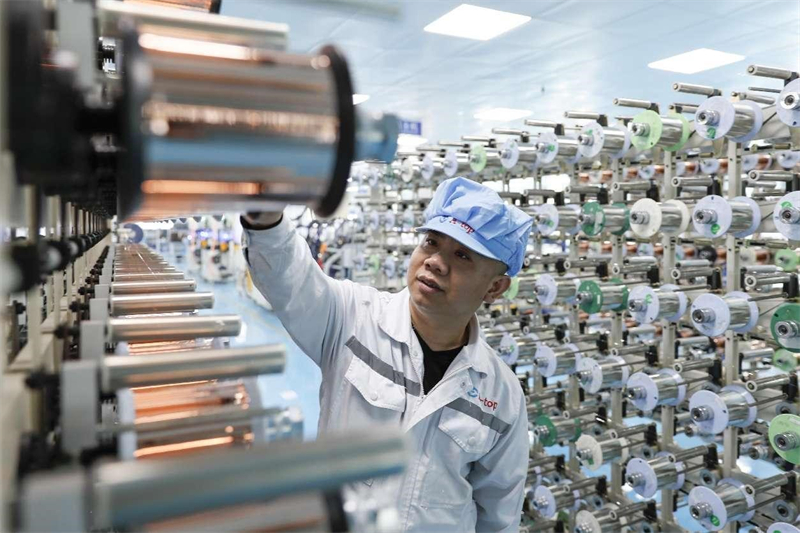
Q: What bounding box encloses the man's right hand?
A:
[242,211,283,230]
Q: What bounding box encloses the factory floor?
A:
[192,271,323,441]
[192,260,776,530]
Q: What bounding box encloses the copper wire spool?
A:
[579,172,591,183]
[128,380,257,458]
[599,170,613,183]
[123,0,220,12]
[716,247,727,260]
[602,242,613,253]
[682,246,696,258]
[751,154,772,171]
[625,167,639,179]
[625,243,638,254]
[653,244,664,256]
[681,161,698,175]
[579,241,590,252]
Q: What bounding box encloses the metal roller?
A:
[694,96,763,143]
[576,121,631,159]
[101,345,286,391]
[118,29,397,220]
[21,429,409,531]
[689,384,757,435]
[629,110,690,151]
[628,199,690,238]
[690,292,759,337]
[625,446,709,499]
[576,356,630,394]
[110,280,196,294]
[108,315,242,342]
[688,474,789,531]
[627,285,688,324]
[110,292,214,315]
[533,274,580,305]
[691,195,761,238]
[533,204,581,236]
[113,272,186,281]
[579,202,629,237]
[96,0,289,49]
[576,280,629,314]
[625,368,686,411]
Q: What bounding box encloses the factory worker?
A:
[242,176,533,532]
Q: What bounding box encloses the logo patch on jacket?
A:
[467,387,498,410]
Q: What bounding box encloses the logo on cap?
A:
[438,216,475,235]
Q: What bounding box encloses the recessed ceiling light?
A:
[424,4,531,41]
[648,48,745,74]
[397,134,428,148]
[353,94,370,105]
[473,107,532,121]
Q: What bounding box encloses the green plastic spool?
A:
[503,277,520,300]
[581,202,605,236]
[630,110,663,151]
[664,112,691,152]
[469,144,487,173]
[367,254,381,274]
[577,279,629,314]
[775,249,799,272]
[769,414,800,464]
[771,303,800,353]
[535,414,580,447]
[773,349,800,372]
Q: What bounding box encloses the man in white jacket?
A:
[242,177,533,532]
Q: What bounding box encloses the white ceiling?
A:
[221,0,800,142]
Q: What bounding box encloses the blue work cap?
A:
[417,177,533,277]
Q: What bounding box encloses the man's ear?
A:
[483,275,511,304]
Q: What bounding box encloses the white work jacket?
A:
[244,217,528,532]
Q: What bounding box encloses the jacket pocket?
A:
[438,404,495,455]
[344,353,407,413]
[420,404,499,507]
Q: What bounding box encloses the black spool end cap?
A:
[315,45,355,219]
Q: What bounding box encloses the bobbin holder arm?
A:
[491,128,530,142]
[612,98,659,113]
[672,83,722,97]
[747,64,799,83]
[563,110,608,126]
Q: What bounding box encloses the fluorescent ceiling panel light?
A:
[648,48,745,74]
[353,94,370,105]
[473,107,532,121]
[397,134,428,148]
[424,4,531,41]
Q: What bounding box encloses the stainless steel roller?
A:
[102,345,286,390]
[113,272,185,281]
[110,292,214,315]
[110,280,196,294]
[108,315,241,342]
[90,429,409,528]
[118,25,397,220]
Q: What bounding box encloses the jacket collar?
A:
[378,289,490,376]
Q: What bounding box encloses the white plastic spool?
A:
[629,199,690,238]
[691,195,761,238]
[695,96,763,143]
[690,291,758,337]
[627,285,687,324]
[688,384,757,435]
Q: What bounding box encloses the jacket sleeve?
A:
[468,392,528,533]
[243,216,362,373]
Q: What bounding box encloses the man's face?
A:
[407,231,511,320]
